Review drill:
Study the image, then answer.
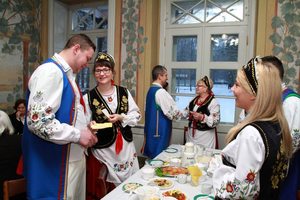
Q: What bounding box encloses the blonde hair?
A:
[0,110,14,136]
[226,61,293,158]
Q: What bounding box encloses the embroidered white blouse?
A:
[212,125,265,199]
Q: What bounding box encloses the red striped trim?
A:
[57,144,67,199]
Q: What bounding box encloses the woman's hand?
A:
[108,114,124,123]
[192,112,203,121]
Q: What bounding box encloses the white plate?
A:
[162,189,189,200]
[148,178,174,190]
[164,148,178,153]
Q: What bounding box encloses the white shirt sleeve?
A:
[155,88,181,122]
[213,125,265,199]
[202,98,220,127]
[121,89,142,127]
[283,96,300,153]
[26,63,81,144]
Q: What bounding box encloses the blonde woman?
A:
[180,76,220,149]
[212,57,292,199]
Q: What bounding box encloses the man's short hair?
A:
[63,34,96,52]
[152,65,167,81]
[261,56,284,81]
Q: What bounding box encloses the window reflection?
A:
[210,34,239,62]
[172,36,197,62]
[171,69,196,94]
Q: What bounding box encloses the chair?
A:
[3,178,26,200]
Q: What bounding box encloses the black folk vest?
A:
[87,86,133,149]
[188,95,214,131]
[218,121,288,200]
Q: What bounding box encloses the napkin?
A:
[91,122,112,129]
[207,154,222,176]
[187,166,202,185]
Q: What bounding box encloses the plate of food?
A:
[166,157,182,162]
[193,194,214,200]
[122,182,143,192]
[162,189,189,200]
[164,148,178,153]
[155,166,189,177]
[148,178,174,190]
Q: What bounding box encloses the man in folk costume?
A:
[141,65,181,158]
[261,56,300,200]
[22,34,98,200]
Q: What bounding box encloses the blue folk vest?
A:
[22,58,75,200]
[142,86,172,158]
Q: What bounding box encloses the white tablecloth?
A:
[101,144,221,200]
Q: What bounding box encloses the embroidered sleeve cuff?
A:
[201,114,205,122]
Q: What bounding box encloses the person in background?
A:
[22,34,98,200]
[180,76,220,149]
[0,110,25,200]
[260,56,300,200]
[141,65,181,159]
[9,99,26,135]
[84,52,141,199]
[212,57,292,199]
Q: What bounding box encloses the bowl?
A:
[149,160,164,168]
[142,167,155,180]
[134,186,160,200]
[143,194,161,200]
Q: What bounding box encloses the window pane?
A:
[173,36,197,62]
[170,0,243,24]
[173,95,194,110]
[211,69,236,96]
[216,97,235,124]
[95,6,108,29]
[171,1,204,24]
[211,34,239,62]
[76,68,90,95]
[72,8,93,31]
[171,69,196,94]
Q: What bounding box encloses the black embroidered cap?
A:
[241,57,259,96]
[202,76,211,90]
[95,52,115,68]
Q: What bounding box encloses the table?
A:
[102,144,221,200]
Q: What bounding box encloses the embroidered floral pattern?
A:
[215,169,259,199]
[165,106,181,121]
[27,91,56,139]
[270,140,288,189]
[113,152,137,172]
[292,129,300,152]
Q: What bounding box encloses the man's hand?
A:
[77,129,98,149]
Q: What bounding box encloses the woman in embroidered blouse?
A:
[212,57,293,200]
[180,76,220,149]
[84,52,141,199]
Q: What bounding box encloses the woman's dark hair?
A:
[13,99,26,110]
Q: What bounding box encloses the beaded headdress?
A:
[241,57,259,96]
[201,76,211,90]
[94,52,115,69]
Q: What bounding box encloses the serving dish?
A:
[155,166,188,177]
[193,194,214,200]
